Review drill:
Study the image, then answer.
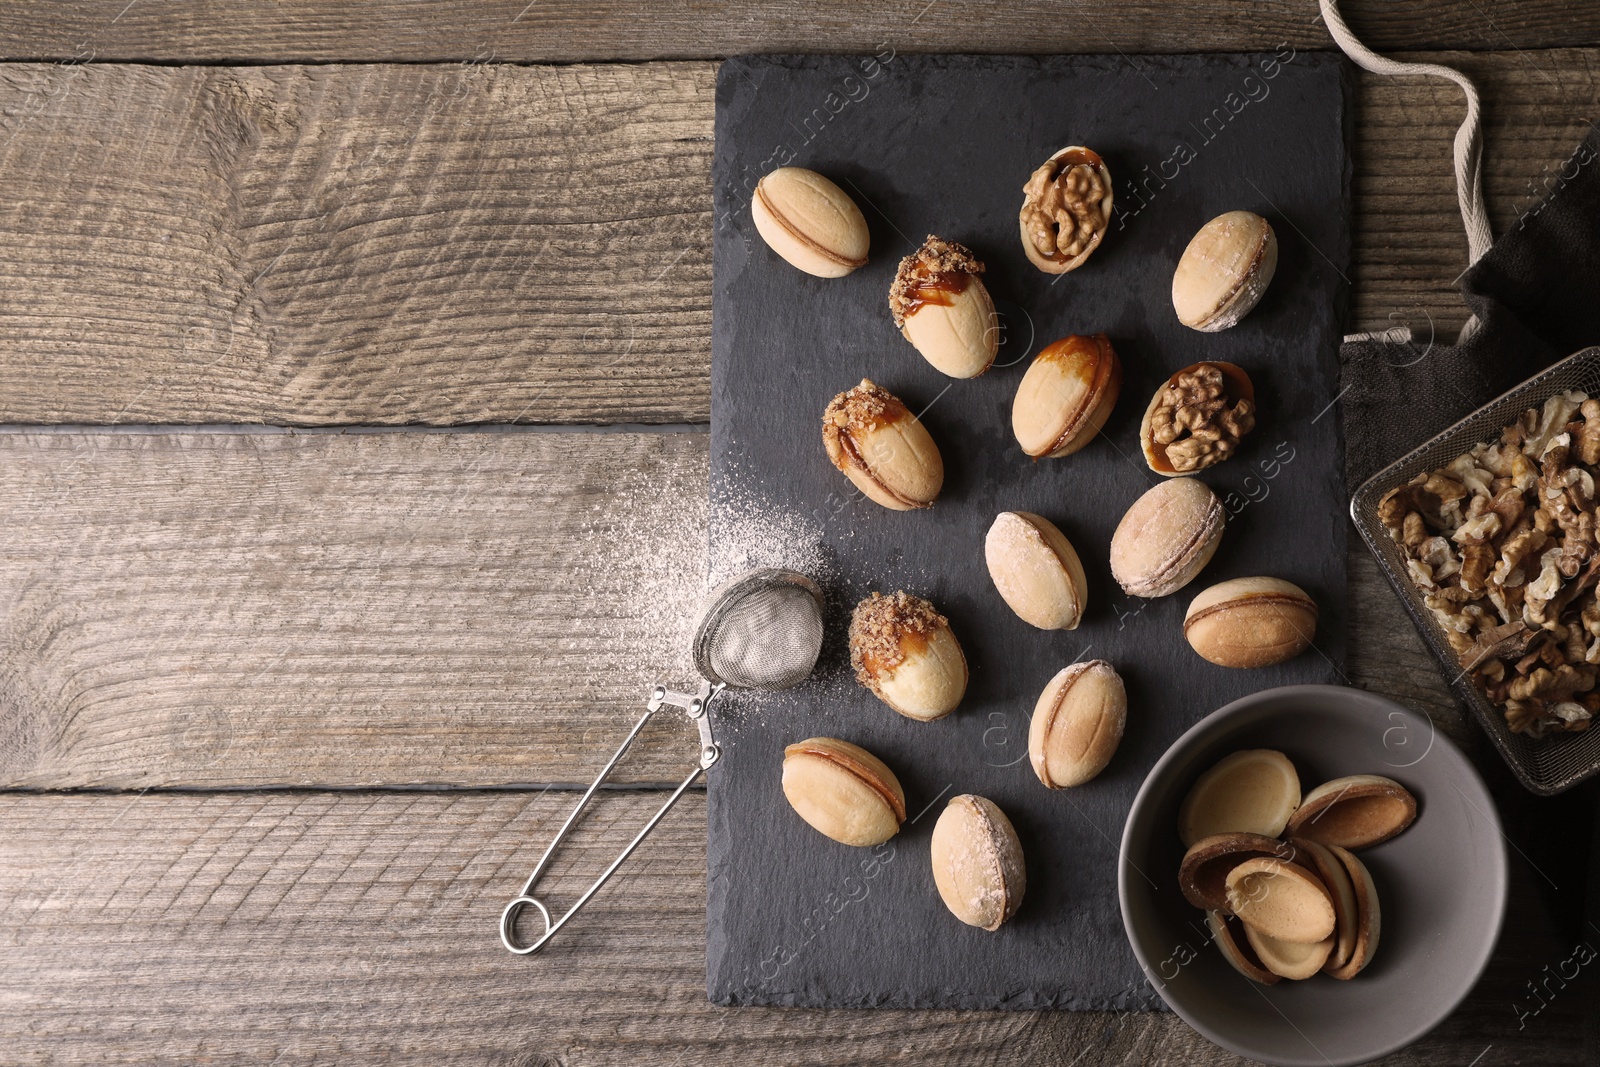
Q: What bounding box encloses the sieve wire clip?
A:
[498,679,723,955]
[499,566,824,955]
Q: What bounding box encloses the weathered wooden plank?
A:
[0,416,1528,792]
[0,430,710,788]
[1348,546,1469,747]
[0,61,716,426]
[0,55,1594,425]
[0,2,1597,63]
[0,790,1582,1066]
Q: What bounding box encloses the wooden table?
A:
[1,4,1596,1063]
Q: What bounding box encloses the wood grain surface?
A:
[0,2,1596,63]
[0,62,715,426]
[0,54,1594,425]
[0,790,1583,1066]
[0,429,708,788]
[0,429,1473,790]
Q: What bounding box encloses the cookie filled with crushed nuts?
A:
[1379,389,1600,737]
[888,235,998,379]
[848,590,968,722]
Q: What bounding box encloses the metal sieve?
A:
[693,568,826,689]
[500,567,824,954]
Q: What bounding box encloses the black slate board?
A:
[707,52,1351,1011]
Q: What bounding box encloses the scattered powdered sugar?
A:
[568,466,705,693]
[709,478,839,589]
[984,510,1044,571]
[568,460,850,717]
[705,475,858,721]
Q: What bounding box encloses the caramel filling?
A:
[755,181,864,268]
[1054,146,1104,169]
[900,270,971,318]
[858,627,930,679]
[1183,593,1316,635]
[1040,333,1119,456]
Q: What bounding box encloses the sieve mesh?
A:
[692,568,824,690]
[1350,345,1600,795]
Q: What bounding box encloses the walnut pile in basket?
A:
[1379,390,1600,738]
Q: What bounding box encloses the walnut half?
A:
[1139,361,1257,475]
[1018,146,1113,275]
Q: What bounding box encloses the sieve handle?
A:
[499,681,722,955]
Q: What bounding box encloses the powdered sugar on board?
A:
[708,473,856,722]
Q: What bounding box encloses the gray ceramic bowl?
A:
[1119,685,1507,1066]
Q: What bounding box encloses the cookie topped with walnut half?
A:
[1380,389,1600,737]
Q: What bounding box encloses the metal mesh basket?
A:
[1350,345,1600,795]
[692,568,824,691]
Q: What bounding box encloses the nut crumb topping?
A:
[822,380,905,470]
[888,235,985,328]
[823,378,895,434]
[850,590,946,684]
[1146,363,1256,473]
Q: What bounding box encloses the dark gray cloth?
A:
[1342,124,1600,489]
